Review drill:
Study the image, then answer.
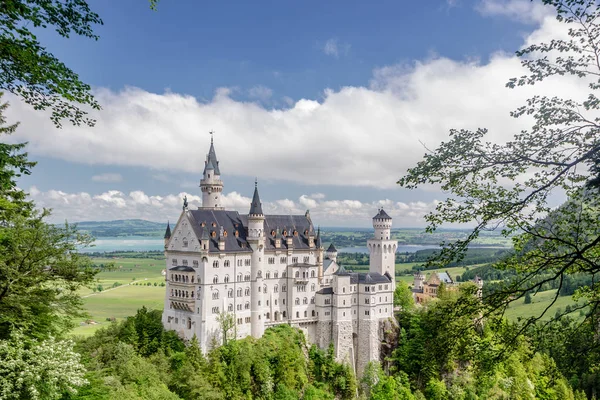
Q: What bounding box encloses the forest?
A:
[2,0,600,399]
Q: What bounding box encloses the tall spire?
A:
[203,131,221,175]
[316,226,322,248]
[164,221,172,239]
[249,179,263,215]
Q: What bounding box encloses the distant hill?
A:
[72,219,165,238]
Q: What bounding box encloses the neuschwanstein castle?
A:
[161,138,396,375]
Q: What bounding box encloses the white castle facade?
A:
[161,139,396,375]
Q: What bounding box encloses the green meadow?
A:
[504,289,582,321]
[72,258,582,336]
[72,257,167,336]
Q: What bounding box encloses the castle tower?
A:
[248,180,265,338]
[200,136,224,210]
[316,227,324,283]
[163,221,171,250]
[325,243,338,262]
[413,271,425,290]
[367,209,397,289]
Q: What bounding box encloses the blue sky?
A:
[9,0,566,227]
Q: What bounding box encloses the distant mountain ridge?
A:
[72,219,166,238]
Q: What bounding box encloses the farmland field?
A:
[71,257,167,336]
[503,289,582,321]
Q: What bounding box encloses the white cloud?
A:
[322,38,350,58]
[30,187,440,227]
[4,14,589,193]
[476,0,554,24]
[248,85,273,101]
[91,173,122,183]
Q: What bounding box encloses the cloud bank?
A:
[29,187,439,228]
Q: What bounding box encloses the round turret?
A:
[372,208,392,240]
[325,243,338,262]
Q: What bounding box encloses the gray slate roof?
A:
[203,140,221,175]
[437,272,454,284]
[323,259,336,273]
[326,243,337,252]
[181,210,315,253]
[188,209,252,253]
[249,184,263,215]
[373,209,392,220]
[170,265,195,272]
[317,287,334,295]
[262,215,315,251]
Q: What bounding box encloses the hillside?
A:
[70,219,511,247]
[73,219,165,237]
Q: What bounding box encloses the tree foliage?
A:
[398,0,600,324]
[0,330,87,399]
[0,0,103,127]
[0,95,96,339]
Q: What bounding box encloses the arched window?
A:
[303,297,308,305]
[212,291,219,300]
[228,304,233,312]
[311,297,315,304]
[237,273,242,282]
[183,238,188,247]
[274,271,278,278]
[266,271,271,279]
[213,275,219,284]
[228,288,233,298]
[213,260,219,268]
[274,311,279,321]
[311,283,315,291]
[282,311,287,318]
[304,311,307,317]
[311,270,315,278]
[245,287,250,296]
[274,285,278,293]
[296,312,300,318]
[312,310,316,317]
[237,288,242,297]
[245,302,250,310]
[266,312,270,319]
[295,271,300,278]
[257,270,262,278]
[295,298,300,305]
[263,285,267,293]
[224,260,230,267]
[224,275,230,283]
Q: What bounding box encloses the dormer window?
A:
[235,230,239,237]
[271,230,275,237]
[293,230,298,236]
[212,222,217,227]
[201,222,206,227]
[304,229,308,235]
[211,231,216,238]
[283,230,287,236]
[223,230,228,237]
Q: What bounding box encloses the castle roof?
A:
[179,209,314,253]
[164,222,172,239]
[316,227,322,248]
[317,287,334,295]
[436,272,454,284]
[249,182,263,215]
[326,243,337,252]
[169,265,195,272]
[373,209,391,220]
[203,139,221,175]
[323,259,336,273]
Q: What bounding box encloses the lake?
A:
[81,237,444,254]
